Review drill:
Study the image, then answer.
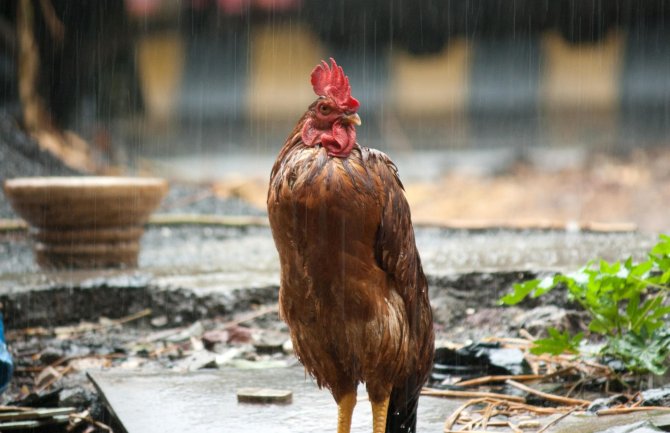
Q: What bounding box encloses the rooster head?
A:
[301,58,361,158]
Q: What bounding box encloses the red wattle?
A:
[322,121,355,157]
[301,119,356,158]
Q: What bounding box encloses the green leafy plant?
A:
[530,329,583,356]
[501,234,670,375]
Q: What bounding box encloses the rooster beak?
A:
[343,113,362,126]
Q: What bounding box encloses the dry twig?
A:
[505,380,590,407]
[69,411,114,433]
[422,388,525,403]
[456,375,544,387]
[444,398,489,432]
[596,406,670,416]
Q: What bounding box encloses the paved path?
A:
[90,368,670,433]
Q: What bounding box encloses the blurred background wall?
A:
[0,0,669,157]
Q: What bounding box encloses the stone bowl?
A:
[3,177,168,269]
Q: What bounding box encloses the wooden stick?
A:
[481,402,494,430]
[444,398,489,432]
[597,407,670,416]
[456,375,544,387]
[69,413,114,433]
[507,403,575,415]
[481,337,533,346]
[0,407,74,421]
[0,407,32,413]
[0,219,27,232]
[422,388,525,403]
[35,364,73,393]
[112,308,153,326]
[505,380,590,407]
[56,309,152,336]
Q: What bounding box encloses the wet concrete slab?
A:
[88,367,460,433]
[89,368,670,433]
[553,414,670,433]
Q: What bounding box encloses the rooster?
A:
[267,58,434,433]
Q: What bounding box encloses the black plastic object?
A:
[640,387,670,407]
[431,342,531,385]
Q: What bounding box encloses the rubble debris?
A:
[512,306,587,338]
[424,335,670,433]
[201,329,229,350]
[10,388,62,408]
[253,330,288,355]
[35,366,62,390]
[151,316,168,328]
[166,321,204,343]
[176,350,217,372]
[236,387,293,404]
[587,394,630,413]
[58,388,99,412]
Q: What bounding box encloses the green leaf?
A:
[532,276,556,298]
[606,330,670,375]
[530,329,583,356]
[598,260,614,274]
[651,234,670,257]
[500,280,540,305]
[629,260,653,279]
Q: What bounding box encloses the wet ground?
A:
[90,368,670,433]
[1,118,669,431]
[90,368,459,433]
[0,222,664,432]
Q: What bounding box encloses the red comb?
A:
[310,58,360,112]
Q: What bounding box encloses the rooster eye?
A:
[318,104,332,115]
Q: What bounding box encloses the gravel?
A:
[157,183,266,216]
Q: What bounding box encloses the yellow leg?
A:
[371,396,390,433]
[337,392,357,433]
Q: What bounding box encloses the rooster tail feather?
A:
[385,380,421,433]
